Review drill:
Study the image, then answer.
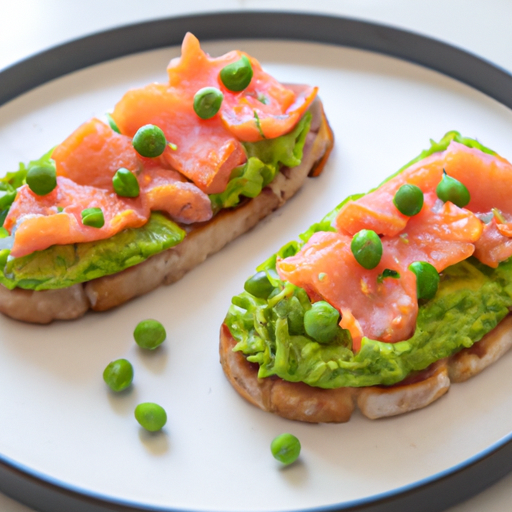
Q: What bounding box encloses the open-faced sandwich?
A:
[221,131,512,422]
[0,33,333,323]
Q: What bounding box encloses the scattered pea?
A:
[81,207,105,228]
[134,319,166,350]
[112,168,140,198]
[26,165,57,196]
[436,170,470,208]
[103,358,134,392]
[132,124,167,158]
[244,271,274,299]
[134,402,167,432]
[409,261,440,300]
[105,113,120,134]
[304,301,340,344]
[351,229,383,270]
[193,87,224,119]
[393,184,424,216]
[220,55,253,92]
[271,433,301,465]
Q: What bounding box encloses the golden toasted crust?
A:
[356,361,450,419]
[0,98,334,323]
[0,283,89,323]
[220,324,356,423]
[219,314,512,422]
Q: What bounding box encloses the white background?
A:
[1,1,512,511]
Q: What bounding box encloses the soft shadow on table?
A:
[106,385,139,416]
[138,428,170,456]
[277,458,309,487]
[136,345,169,375]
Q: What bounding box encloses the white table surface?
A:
[1,1,512,511]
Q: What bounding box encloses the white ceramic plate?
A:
[1,35,512,512]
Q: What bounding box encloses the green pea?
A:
[103,358,134,392]
[244,271,274,299]
[26,165,57,196]
[81,207,105,228]
[304,300,340,344]
[134,319,166,350]
[132,124,167,158]
[393,184,424,216]
[271,433,301,465]
[134,402,167,432]
[112,168,140,198]
[408,261,440,300]
[351,229,383,270]
[219,55,253,92]
[193,87,224,119]
[105,113,120,134]
[436,170,470,208]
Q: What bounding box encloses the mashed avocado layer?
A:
[226,131,511,388]
[0,213,185,291]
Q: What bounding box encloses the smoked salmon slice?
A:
[112,83,246,194]
[139,167,213,224]
[474,219,512,268]
[335,153,444,237]
[277,230,418,351]
[6,166,213,257]
[5,177,148,257]
[52,118,141,190]
[112,33,317,193]
[336,142,512,239]
[382,193,482,272]
[218,68,317,143]
[167,33,318,143]
[278,145,495,351]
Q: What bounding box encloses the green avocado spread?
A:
[0,113,312,290]
[209,112,311,210]
[0,212,185,291]
[225,131,512,388]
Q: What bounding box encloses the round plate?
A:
[1,11,512,512]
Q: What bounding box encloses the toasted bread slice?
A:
[0,98,334,324]
[219,315,512,423]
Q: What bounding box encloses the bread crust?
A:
[0,98,333,323]
[219,314,512,422]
